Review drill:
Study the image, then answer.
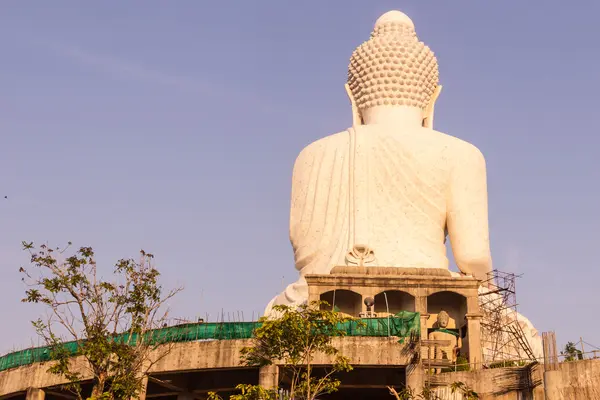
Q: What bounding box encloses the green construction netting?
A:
[0,311,419,372]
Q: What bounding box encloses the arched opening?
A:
[427,291,469,360]
[427,291,467,330]
[320,290,362,317]
[373,291,415,315]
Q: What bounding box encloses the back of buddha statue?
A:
[359,123,453,264]
[290,123,482,276]
[266,10,492,312]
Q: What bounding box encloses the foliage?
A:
[389,381,479,399]
[455,356,470,371]
[561,341,583,362]
[450,381,479,399]
[389,386,438,400]
[20,242,182,400]
[208,384,279,400]
[212,301,362,400]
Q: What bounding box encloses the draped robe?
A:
[266,124,492,311]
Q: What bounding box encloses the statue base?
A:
[305,266,483,369]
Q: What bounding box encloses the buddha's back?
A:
[353,125,456,268]
[266,10,492,311]
[290,124,485,277]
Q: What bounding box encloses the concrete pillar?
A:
[259,365,279,389]
[359,294,366,314]
[136,375,148,400]
[466,293,481,315]
[418,313,430,366]
[409,296,427,389]
[415,293,429,364]
[419,313,430,341]
[26,388,45,400]
[405,366,424,393]
[414,296,428,338]
[308,285,320,304]
[465,313,483,370]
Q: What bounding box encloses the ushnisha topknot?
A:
[347,10,439,111]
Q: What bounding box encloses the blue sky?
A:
[1,0,599,354]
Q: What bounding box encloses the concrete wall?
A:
[432,359,600,399]
[148,339,252,374]
[0,354,91,396]
[545,359,600,399]
[0,337,412,397]
[431,364,544,399]
[3,337,599,400]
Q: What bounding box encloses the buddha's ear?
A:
[422,85,443,128]
[345,83,362,127]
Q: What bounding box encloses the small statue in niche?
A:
[428,310,461,374]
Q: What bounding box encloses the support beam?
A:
[26,388,45,400]
[258,365,279,389]
[411,297,430,392]
[465,313,483,370]
[148,376,203,400]
[419,312,430,362]
[148,376,186,392]
[419,313,430,341]
[414,297,428,340]
[137,375,148,400]
[405,366,423,393]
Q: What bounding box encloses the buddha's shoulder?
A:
[428,129,485,161]
[295,130,351,161]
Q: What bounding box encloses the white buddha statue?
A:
[265,10,493,312]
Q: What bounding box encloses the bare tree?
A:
[20,242,183,400]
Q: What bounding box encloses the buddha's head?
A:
[437,310,450,328]
[347,10,440,126]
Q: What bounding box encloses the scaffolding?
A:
[479,270,535,364]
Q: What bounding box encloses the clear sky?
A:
[1,0,599,354]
